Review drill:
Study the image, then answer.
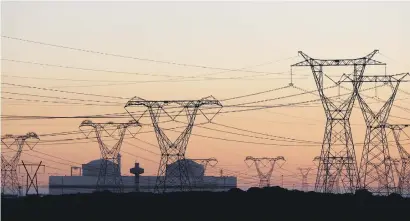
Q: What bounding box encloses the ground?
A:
[2,187,409,220]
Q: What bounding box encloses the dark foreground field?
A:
[2,187,409,221]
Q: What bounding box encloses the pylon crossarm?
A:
[339,73,410,83]
[292,50,384,67]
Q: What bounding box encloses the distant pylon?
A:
[1,132,39,196]
[292,50,385,194]
[19,161,45,195]
[190,158,218,191]
[79,120,141,193]
[298,167,312,192]
[340,73,409,194]
[245,156,285,188]
[125,96,223,193]
[388,124,410,196]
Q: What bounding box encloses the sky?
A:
[1,1,410,191]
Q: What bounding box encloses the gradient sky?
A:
[2,1,410,190]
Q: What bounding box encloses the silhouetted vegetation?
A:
[2,187,409,221]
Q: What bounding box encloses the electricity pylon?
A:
[19,161,45,195]
[125,96,223,193]
[190,158,218,190]
[1,132,39,196]
[292,50,385,194]
[298,167,312,192]
[341,73,409,195]
[245,156,285,188]
[79,120,141,193]
[388,124,410,196]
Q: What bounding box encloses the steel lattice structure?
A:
[19,161,45,195]
[341,73,409,194]
[388,124,410,196]
[313,156,355,194]
[298,167,312,192]
[79,120,141,193]
[124,96,222,193]
[1,132,39,196]
[291,50,384,194]
[245,156,285,188]
[190,158,218,190]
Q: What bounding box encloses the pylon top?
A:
[245,156,285,161]
[124,95,223,108]
[125,95,223,124]
[245,156,286,167]
[79,119,141,127]
[190,158,218,167]
[79,119,141,138]
[292,50,385,67]
[338,73,410,83]
[1,132,39,140]
[1,132,40,150]
[387,124,410,130]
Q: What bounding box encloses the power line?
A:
[221,85,291,102]
[2,82,127,100]
[2,35,298,76]
[1,58,184,78]
[2,91,124,105]
[1,97,119,107]
[3,74,304,89]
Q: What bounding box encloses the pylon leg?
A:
[359,127,396,194]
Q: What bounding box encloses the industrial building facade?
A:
[49,158,237,195]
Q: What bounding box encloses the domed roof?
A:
[166,159,204,178]
[86,159,105,165]
[85,154,121,165]
[168,159,200,167]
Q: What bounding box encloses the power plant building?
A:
[49,157,237,195]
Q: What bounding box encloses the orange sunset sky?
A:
[1,1,410,189]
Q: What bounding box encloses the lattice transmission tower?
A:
[298,167,312,192]
[190,158,218,190]
[1,132,39,196]
[79,120,141,193]
[125,96,222,193]
[245,156,285,188]
[291,50,385,194]
[19,161,45,195]
[340,73,409,194]
[388,124,410,196]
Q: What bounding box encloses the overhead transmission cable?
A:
[2,35,300,77]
